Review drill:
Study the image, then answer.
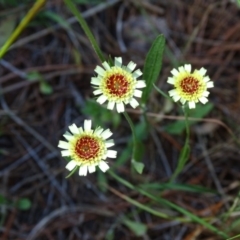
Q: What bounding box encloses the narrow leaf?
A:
[141,35,165,104]
[122,218,147,237]
[131,160,144,174]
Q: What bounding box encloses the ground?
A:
[0,0,240,240]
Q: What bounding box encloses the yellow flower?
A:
[168,64,214,109]
[91,57,146,113]
[58,120,117,176]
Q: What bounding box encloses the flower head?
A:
[167,64,214,109]
[58,120,117,176]
[91,57,146,113]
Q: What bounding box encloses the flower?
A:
[91,57,146,113]
[58,120,117,176]
[167,64,214,109]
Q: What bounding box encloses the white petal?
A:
[116,102,125,113]
[171,68,179,77]
[69,124,79,134]
[107,101,115,110]
[95,66,106,76]
[97,95,108,104]
[93,89,102,95]
[79,165,88,176]
[178,66,184,73]
[134,89,142,98]
[105,140,114,148]
[207,81,214,88]
[180,98,186,104]
[129,98,139,108]
[188,101,196,109]
[61,150,70,156]
[79,127,83,134]
[199,67,207,76]
[58,140,69,149]
[172,95,181,102]
[199,97,208,104]
[107,150,117,158]
[203,76,210,82]
[91,77,101,85]
[133,69,142,78]
[88,165,96,173]
[184,64,191,73]
[66,160,77,171]
[202,91,210,97]
[136,80,146,88]
[101,129,112,139]
[84,120,92,131]
[98,161,109,172]
[127,61,136,72]
[102,61,111,70]
[115,57,122,67]
[94,127,104,136]
[168,89,177,96]
[167,77,175,84]
[63,131,73,141]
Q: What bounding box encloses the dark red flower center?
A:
[106,74,129,96]
[75,136,100,160]
[180,77,200,94]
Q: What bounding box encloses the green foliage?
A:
[139,182,217,194]
[64,0,105,62]
[81,99,121,129]
[40,10,72,29]
[141,34,165,104]
[114,120,147,172]
[131,160,144,174]
[15,198,31,210]
[26,71,53,95]
[39,81,53,95]
[109,171,229,239]
[0,194,31,210]
[165,102,214,135]
[122,218,147,237]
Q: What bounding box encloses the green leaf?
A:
[108,171,229,239]
[15,198,31,210]
[226,234,240,240]
[40,81,53,95]
[131,160,144,174]
[41,10,71,30]
[122,218,147,237]
[26,71,42,81]
[139,183,217,194]
[141,34,165,104]
[165,102,214,135]
[64,0,105,62]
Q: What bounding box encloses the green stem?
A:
[170,106,190,182]
[108,170,228,239]
[123,111,137,162]
[64,0,105,63]
[153,83,172,100]
[226,234,240,240]
[0,0,46,59]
